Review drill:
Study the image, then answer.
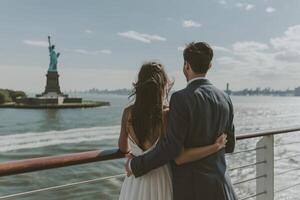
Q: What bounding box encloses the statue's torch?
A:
[48,35,51,47]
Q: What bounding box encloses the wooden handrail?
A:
[0,126,299,177]
[0,149,124,177]
[236,126,300,140]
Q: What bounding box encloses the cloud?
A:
[274,51,300,62]
[212,45,231,53]
[64,48,112,55]
[270,25,300,62]
[84,29,94,34]
[100,49,112,54]
[232,41,269,52]
[245,4,255,10]
[236,3,255,11]
[217,41,273,69]
[73,49,97,55]
[211,25,300,89]
[177,46,185,51]
[266,7,276,13]
[216,56,243,66]
[23,40,48,47]
[118,31,166,43]
[183,20,202,28]
[270,25,300,52]
[220,1,255,11]
[218,0,227,5]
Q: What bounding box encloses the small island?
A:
[0,88,109,108]
[0,36,110,109]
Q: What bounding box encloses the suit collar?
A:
[187,77,207,86]
[186,78,212,88]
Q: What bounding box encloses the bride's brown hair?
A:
[130,61,173,149]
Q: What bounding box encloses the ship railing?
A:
[0,127,300,200]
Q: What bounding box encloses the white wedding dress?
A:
[119,137,173,200]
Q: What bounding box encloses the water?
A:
[0,95,300,199]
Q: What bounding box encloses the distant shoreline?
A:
[68,88,299,97]
[0,101,110,109]
[0,88,110,109]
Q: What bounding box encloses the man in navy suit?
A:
[126,42,237,200]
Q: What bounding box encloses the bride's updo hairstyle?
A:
[130,61,173,149]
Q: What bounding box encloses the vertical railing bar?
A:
[256,135,274,200]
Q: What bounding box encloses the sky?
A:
[0,0,300,93]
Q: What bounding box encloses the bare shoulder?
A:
[123,105,133,115]
[122,105,133,123]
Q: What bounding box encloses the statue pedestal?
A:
[44,71,61,94]
[36,71,67,98]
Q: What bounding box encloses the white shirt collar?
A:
[187,76,207,86]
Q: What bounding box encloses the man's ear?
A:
[185,62,191,71]
[208,63,212,69]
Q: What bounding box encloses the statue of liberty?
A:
[47,36,60,71]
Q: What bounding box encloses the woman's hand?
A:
[175,134,228,165]
[214,133,227,151]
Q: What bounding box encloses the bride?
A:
[118,61,227,200]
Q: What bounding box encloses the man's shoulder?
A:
[209,85,233,105]
[190,83,232,105]
[170,88,190,100]
[172,87,190,96]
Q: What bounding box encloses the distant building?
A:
[225,83,231,95]
[295,87,300,96]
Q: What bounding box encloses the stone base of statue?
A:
[36,71,68,98]
[44,71,62,95]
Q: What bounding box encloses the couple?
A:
[118,42,237,200]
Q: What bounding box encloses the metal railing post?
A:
[256,135,274,200]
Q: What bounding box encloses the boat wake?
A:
[0,126,120,152]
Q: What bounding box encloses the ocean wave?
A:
[0,126,120,152]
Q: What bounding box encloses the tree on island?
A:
[0,93,5,104]
[0,89,27,104]
[8,90,27,101]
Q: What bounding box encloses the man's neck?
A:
[187,74,206,82]
[186,74,207,86]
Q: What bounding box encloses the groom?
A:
[126,42,237,200]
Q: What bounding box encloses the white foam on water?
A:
[0,126,120,152]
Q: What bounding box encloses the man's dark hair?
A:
[183,42,214,74]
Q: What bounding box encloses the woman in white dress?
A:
[118,62,227,200]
